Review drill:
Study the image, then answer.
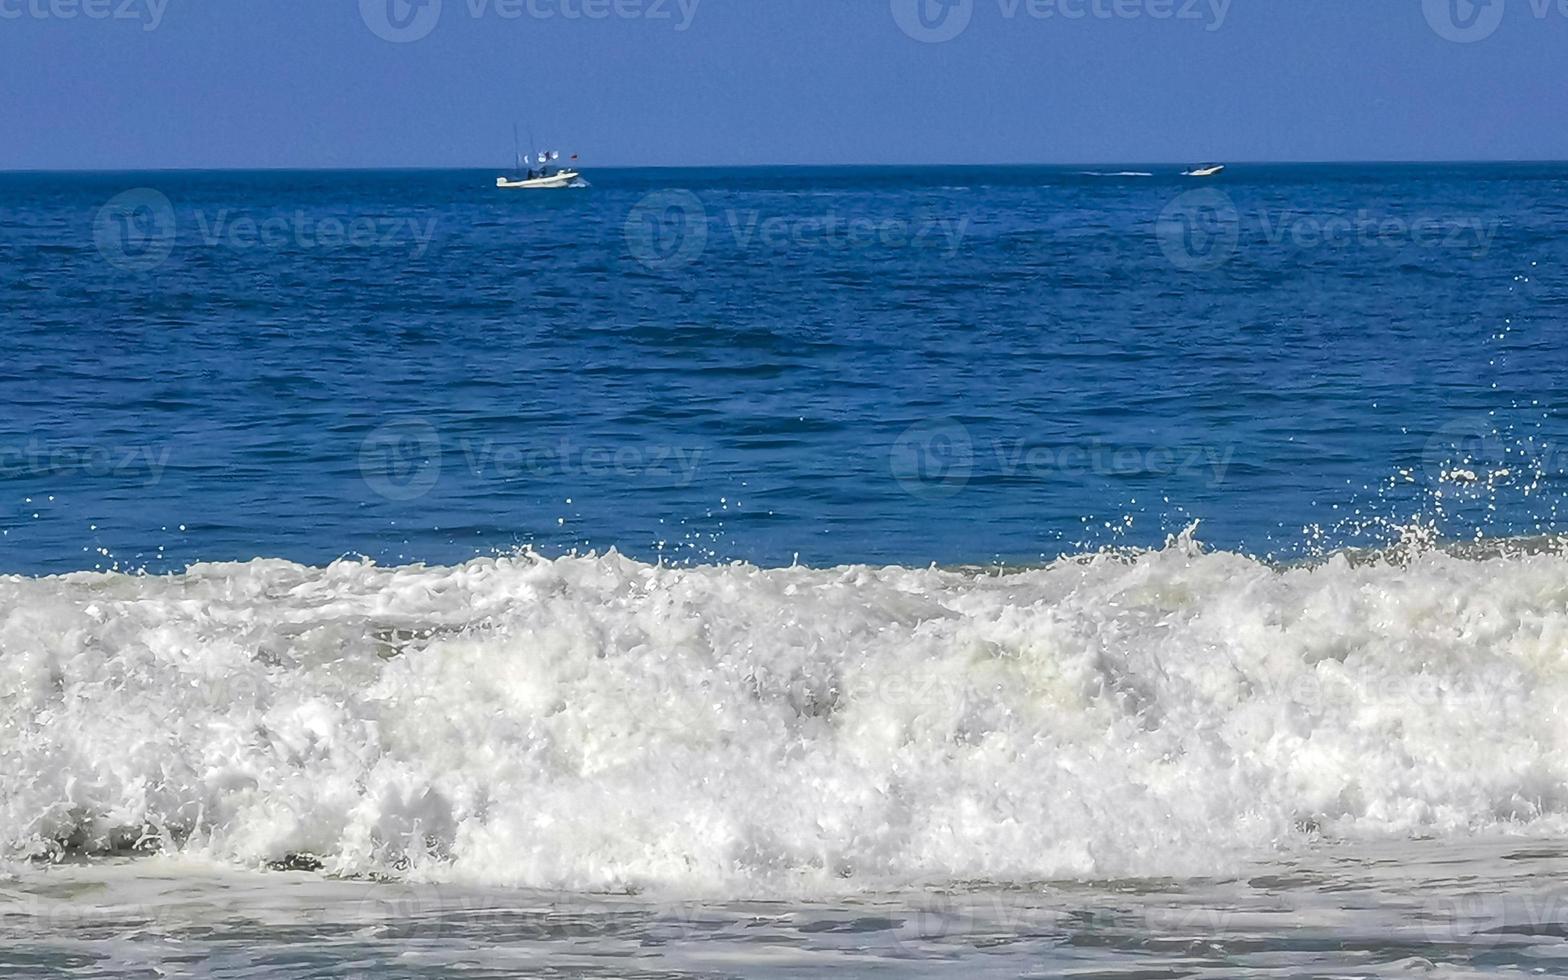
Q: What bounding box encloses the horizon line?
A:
[4,159,1568,176]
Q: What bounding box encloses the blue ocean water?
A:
[10,164,1568,977]
[4,164,1565,575]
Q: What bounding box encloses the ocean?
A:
[3,164,1568,977]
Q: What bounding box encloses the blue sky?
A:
[1,0,1564,168]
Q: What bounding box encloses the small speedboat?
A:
[1183,164,1226,177]
[496,169,581,190]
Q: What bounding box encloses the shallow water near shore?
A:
[7,837,1568,978]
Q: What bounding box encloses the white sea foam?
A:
[5,537,1568,896]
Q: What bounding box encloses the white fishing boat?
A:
[496,126,584,190]
[1183,164,1226,177]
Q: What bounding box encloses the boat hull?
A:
[496,170,581,190]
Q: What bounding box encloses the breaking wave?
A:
[6,534,1568,895]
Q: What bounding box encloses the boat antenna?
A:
[512,123,522,173]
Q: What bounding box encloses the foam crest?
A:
[5,541,1568,895]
